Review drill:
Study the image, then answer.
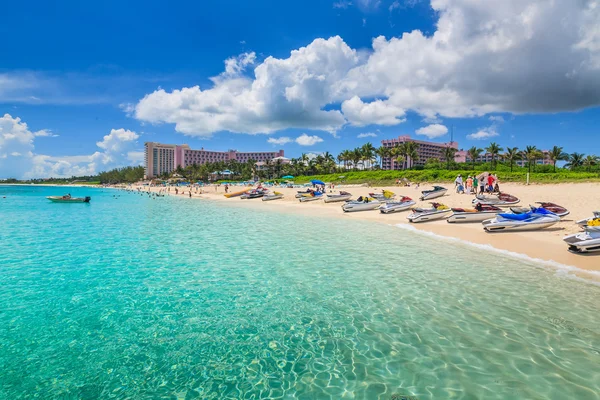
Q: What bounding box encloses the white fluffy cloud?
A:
[267,136,293,145]
[0,113,142,179]
[132,1,600,138]
[467,126,499,140]
[295,134,324,146]
[415,124,448,139]
[357,132,377,138]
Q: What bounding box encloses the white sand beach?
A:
[131,182,600,279]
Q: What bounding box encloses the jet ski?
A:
[379,196,416,214]
[563,229,600,253]
[473,192,520,206]
[482,207,560,232]
[324,191,352,203]
[262,191,284,201]
[299,191,323,202]
[368,190,395,201]
[342,197,381,212]
[407,202,451,223]
[447,204,502,223]
[576,211,600,228]
[419,186,447,201]
[241,189,265,199]
[510,202,570,218]
[295,189,314,198]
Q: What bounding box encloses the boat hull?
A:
[407,209,451,223]
[342,202,381,212]
[563,232,600,253]
[420,189,447,201]
[262,195,283,201]
[299,196,323,202]
[379,201,415,214]
[447,211,499,223]
[482,218,559,232]
[324,195,352,203]
[47,196,90,203]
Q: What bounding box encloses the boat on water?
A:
[47,195,91,203]
[419,186,447,201]
[482,207,560,232]
[407,202,451,223]
[368,190,395,202]
[473,192,520,206]
[299,192,323,202]
[342,197,381,212]
[510,202,570,218]
[324,191,352,203]
[224,189,248,198]
[447,204,502,223]
[262,191,284,201]
[563,229,600,253]
[379,196,415,214]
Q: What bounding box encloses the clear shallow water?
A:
[0,186,599,399]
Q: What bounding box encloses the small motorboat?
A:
[368,190,395,201]
[379,196,416,214]
[241,189,265,199]
[47,195,91,203]
[473,192,520,206]
[419,186,447,201]
[407,202,451,223]
[563,229,600,253]
[510,202,570,218]
[224,189,248,198]
[299,192,323,202]
[482,207,560,232]
[262,191,284,201]
[324,191,352,203]
[447,204,502,223]
[342,197,381,212]
[576,211,600,228]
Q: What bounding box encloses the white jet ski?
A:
[407,202,451,223]
[419,186,447,201]
[576,211,600,228]
[299,192,324,202]
[324,191,352,203]
[379,196,416,214]
[262,191,284,201]
[342,197,381,212]
[473,192,520,206]
[447,204,502,223]
[482,207,560,232]
[563,229,600,253]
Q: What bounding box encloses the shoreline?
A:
[125,182,600,283]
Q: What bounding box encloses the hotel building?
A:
[454,150,552,166]
[380,135,459,170]
[144,142,284,178]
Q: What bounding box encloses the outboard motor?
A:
[84,196,91,202]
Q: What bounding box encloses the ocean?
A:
[0,185,598,399]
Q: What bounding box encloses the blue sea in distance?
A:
[0,185,599,399]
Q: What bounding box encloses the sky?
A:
[1,0,599,178]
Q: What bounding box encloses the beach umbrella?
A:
[282,175,294,179]
[311,179,325,185]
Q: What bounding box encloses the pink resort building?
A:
[454,150,552,166]
[144,142,284,178]
[381,135,459,169]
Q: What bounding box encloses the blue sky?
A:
[1,0,599,178]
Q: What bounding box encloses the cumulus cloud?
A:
[0,113,142,179]
[295,134,324,146]
[267,136,293,145]
[357,132,377,138]
[467,126,499,140]
[489,116,505,123]
[132,1,600,138]
[415,123,448,139]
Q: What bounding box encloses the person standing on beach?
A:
[466,176,473,194]
[487,174,495,193]
[473,176,478,196]
[479,174,486,195]
[454,174,463,193]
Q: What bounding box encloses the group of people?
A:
[454,173,499,195]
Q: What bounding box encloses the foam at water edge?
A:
[393,223,600,287]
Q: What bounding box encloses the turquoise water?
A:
[0,186,599,399]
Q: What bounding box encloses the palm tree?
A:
[582,155,598,172]
[467,146,483,170]
[548,146,569,173]
[503,147,521,172]
[361,142,376,170]
[403,141,420,169]
[376,146,390,169]
[522,145,542,173]
[565,152,585,170]
[390,143,406,170]
[441,146,457,170]
[485,142,503,170]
